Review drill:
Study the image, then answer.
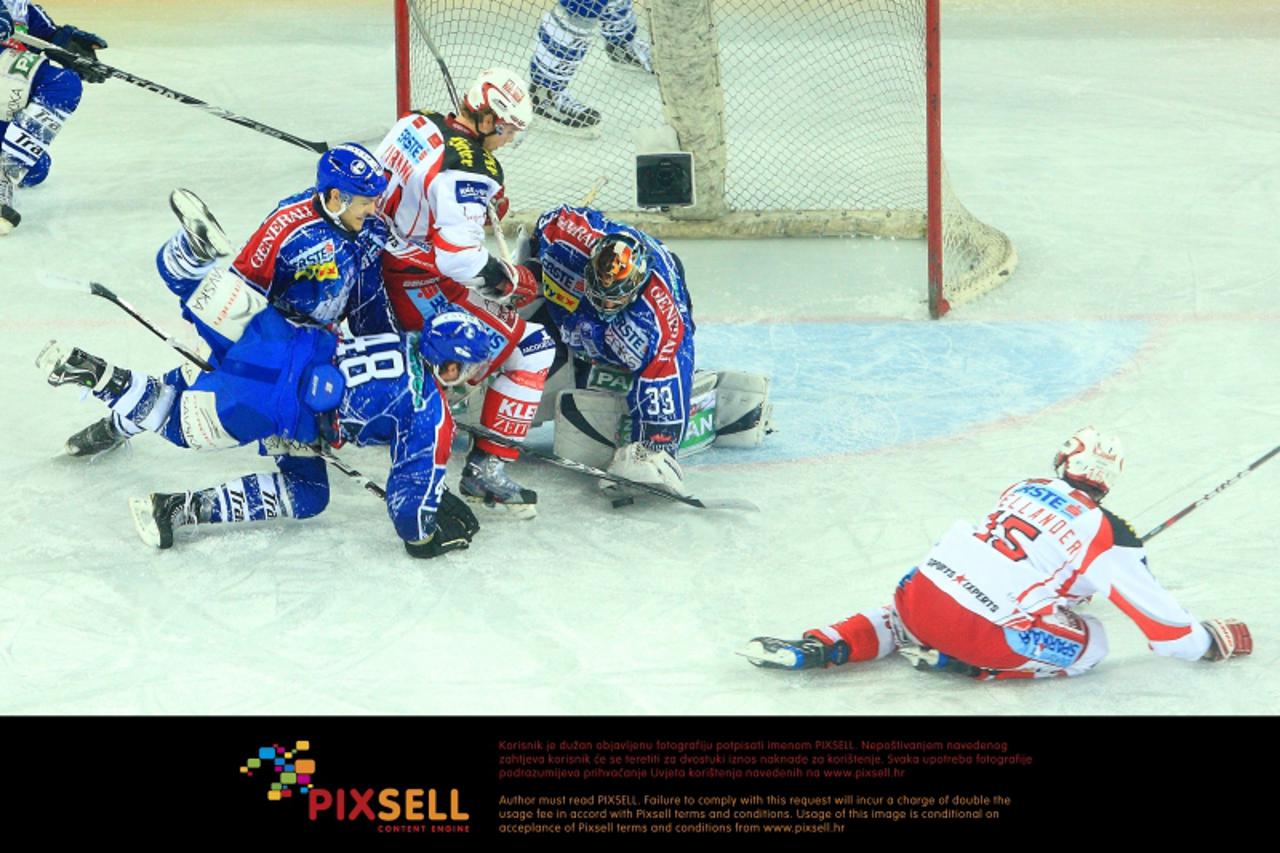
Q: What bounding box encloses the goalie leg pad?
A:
[712,370,773,448]
[554,388,626,470]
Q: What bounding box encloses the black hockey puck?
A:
[611,496,635,509]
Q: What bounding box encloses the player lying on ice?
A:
[39,297,491,559]
[374,67,554,519]
[742,428,1252,678]
[511,205,773,501]
[61,143,393,458]
[1,1,108,233]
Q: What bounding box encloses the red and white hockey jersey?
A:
[373,111,504,283]
[916,478,1211,660]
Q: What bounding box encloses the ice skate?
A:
[37,341,128,395]
[0,171,19,236]
[65,415,128,458]
[605,37,653,73]
[460,448,538,519]
[530,83,601,132]
[739,636,850,671]
[169,188,233,262]
[129,492,199,550]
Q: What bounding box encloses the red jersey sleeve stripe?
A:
[1107,588,1194,642]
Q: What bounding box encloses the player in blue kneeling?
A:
[1,1,107,233]
[39,305,493,559]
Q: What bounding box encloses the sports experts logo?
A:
[238,740,471,833]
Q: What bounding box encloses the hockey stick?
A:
[401,3,513,262]
[14,32,329,154]
[43,275,387,500]
[1140,444,1280,543]
[456,422,760,512]
[44,274,215,370]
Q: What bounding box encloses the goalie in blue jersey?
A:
[523,205,773,500]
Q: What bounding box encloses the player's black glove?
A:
[404,490,480,559]
[1,11,14,43]
[51,25,108,83]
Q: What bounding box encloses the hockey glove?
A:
[51,26,108,83]
[1,13,13,43]
[1201,618,1253,661]
[403,490,480,559]
[477,260,539,309]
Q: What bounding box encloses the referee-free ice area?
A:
[0,0,1276,715]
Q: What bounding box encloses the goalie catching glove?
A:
[1201,618,1252,662]
[403,489,480,559]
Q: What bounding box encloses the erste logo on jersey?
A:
[604,319,648,371]
[294,261,340,283]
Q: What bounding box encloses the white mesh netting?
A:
[399,0,1016,309]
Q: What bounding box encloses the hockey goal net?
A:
[394,0,1016,317]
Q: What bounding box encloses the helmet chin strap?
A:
[320,190,358,233]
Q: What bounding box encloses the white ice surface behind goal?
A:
[0,0,1276,715]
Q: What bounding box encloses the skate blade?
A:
[736,640,803,670]
[35,339,68,376]
[170,188,233,257]
[64,437,127,458]
[128,497,169,549]
[462,493,538,520]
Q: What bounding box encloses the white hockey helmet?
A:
[463,67,534,132]
[1053,427,1124,497]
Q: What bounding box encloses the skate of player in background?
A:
[61,144,392,458]
[376,67,553,518]
[528,0,652,132]
[39,300,490,559]
[742,428,1253,677]
[0,1,107,234]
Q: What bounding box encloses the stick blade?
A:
[40,272,94,294]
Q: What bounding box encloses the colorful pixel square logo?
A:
[239,740,316,801]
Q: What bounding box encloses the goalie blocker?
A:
[550,366,773,471]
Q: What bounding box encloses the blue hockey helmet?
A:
[584,232,650,318]
[419,311,492,387]
[316,144,388,199]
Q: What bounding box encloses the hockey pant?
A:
[531,0,641,93]
[383,253,554,461]
[806,568,1109,680]
[0,55,81,186]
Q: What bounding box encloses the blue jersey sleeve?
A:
[28,4,57,40]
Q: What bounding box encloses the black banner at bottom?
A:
[5,716,1258,837]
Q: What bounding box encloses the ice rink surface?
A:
[0,0,1276,715]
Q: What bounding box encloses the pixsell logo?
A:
[238,740,471,833]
